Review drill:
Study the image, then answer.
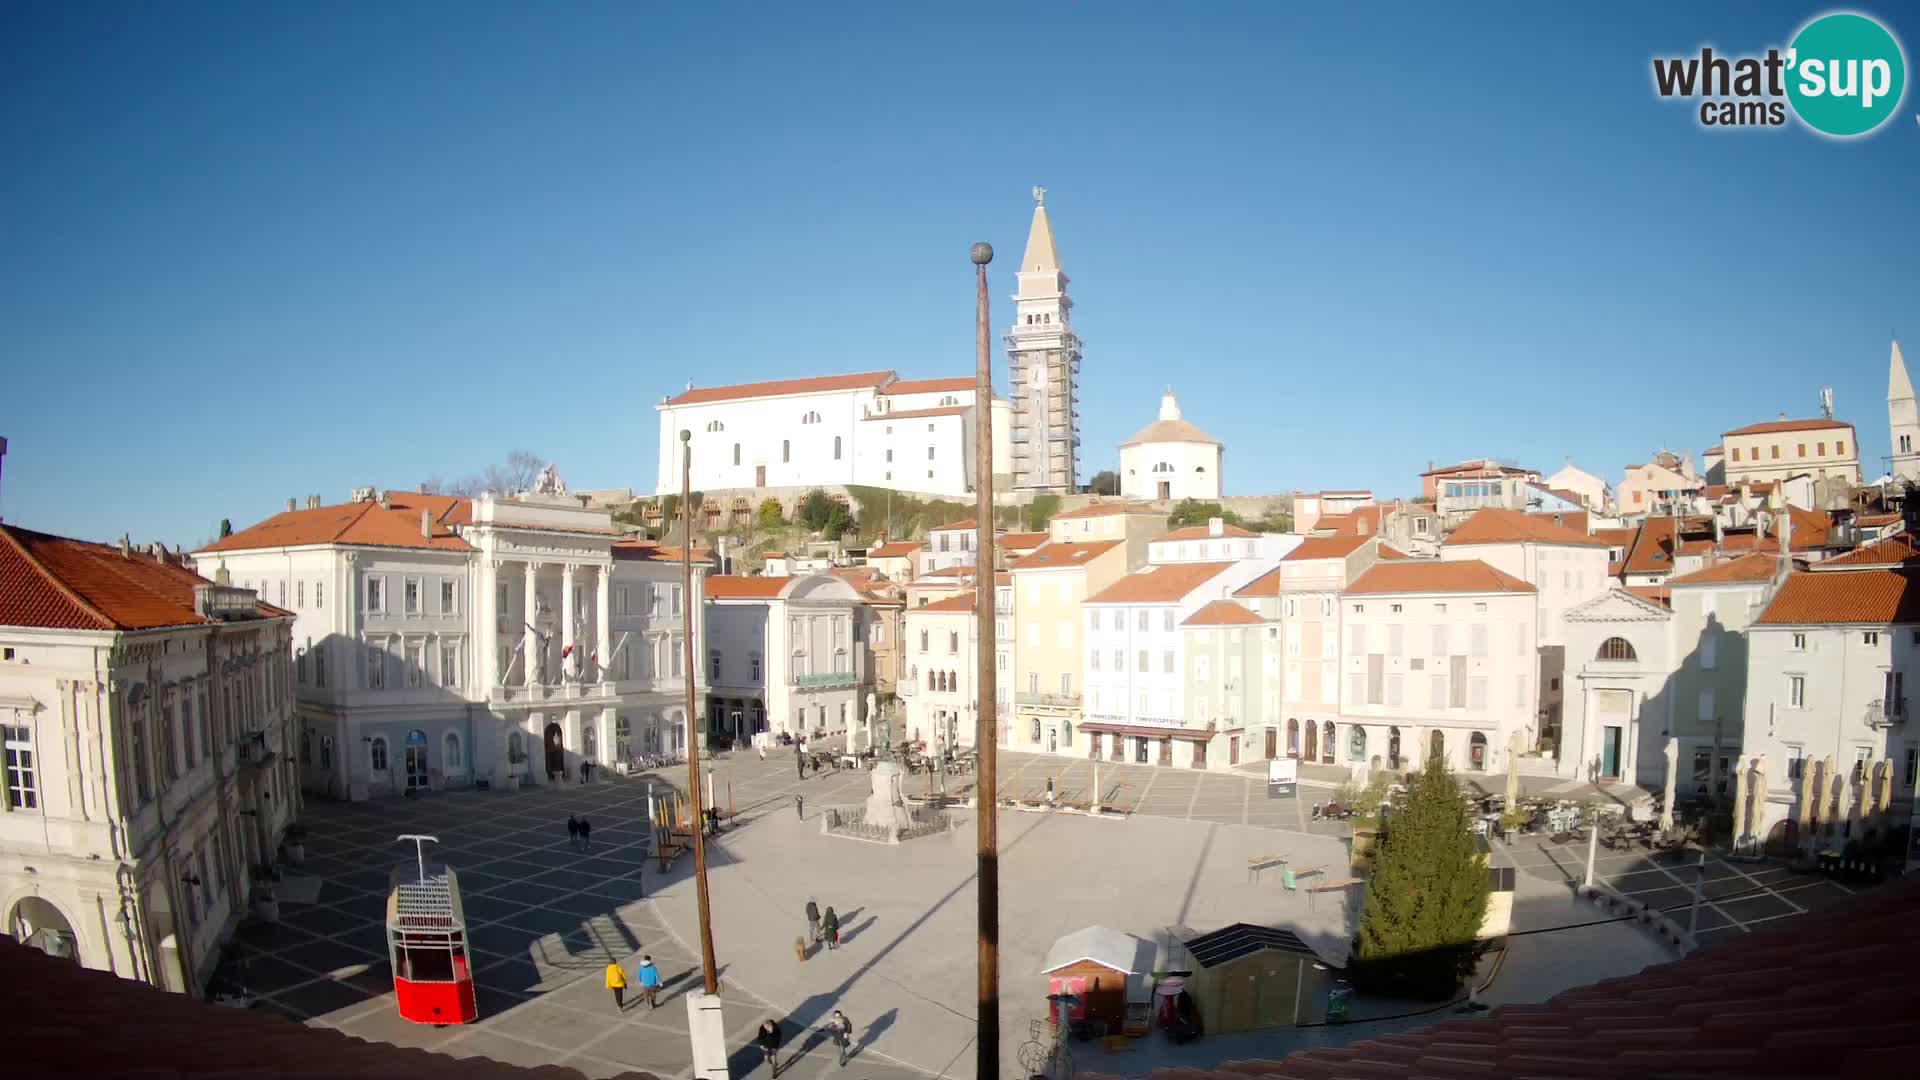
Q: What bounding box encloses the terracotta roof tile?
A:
[198,500,473,554]
[1233,567,1283,598]
[610,539,715,563]
[1420,459,1534,477]
[919,594,976,613]
[1444,508,1607,547]
[2,525,278,631]
[1620,518,1679,577]
[1722,417,1855,436]
[860,405,969,421]
[1667,551,1781,586]
[704,575,791,599]
[1756,568,1920,624]
[928,518,977,531]
[999,531,1049,551]
[1049,501,1163,521]
[1010,539,1123,570]
[1814,534,1920,569]
[1281,534,1373,561]
[1159,523,1257,541]
[1529,509,1589,535]
[1857,512,1902,527]
[1347,559,1534,595]
[866,541,922,559]
[1182,599,1263,626]
[1086,562,1236,604]
[664,370,893,406]
[882,376,975,395]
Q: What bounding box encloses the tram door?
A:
[404,729,430,792]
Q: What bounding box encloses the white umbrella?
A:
[1750,756,1770,851]
[1801,757,1827,847]
[1504,732,1521,810]
[1732,756,1751,850]
[1843,765,1863,842]
[1660,736,1679,833]
[1875,759,1896,839]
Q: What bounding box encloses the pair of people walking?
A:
[803,898,841,950]
[566,814,593,851]
[605,955,661,1012]
[755,1010,854,1073]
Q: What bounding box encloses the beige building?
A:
[1720,418,1860,487]
[1007,537,1138,758]
[901,594,980,752]
[1234,534,1383,762]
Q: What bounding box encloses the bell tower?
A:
[1004,187,1081,494]
[1889,340,1920,483]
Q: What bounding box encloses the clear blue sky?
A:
[3,1,1916,546]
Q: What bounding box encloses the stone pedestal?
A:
[685,990,729,1080]
[864,762,913,833]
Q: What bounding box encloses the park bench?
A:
[1246,853,1288,883]
[1307,876,1362,910]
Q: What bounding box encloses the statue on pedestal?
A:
[864,761,913,833]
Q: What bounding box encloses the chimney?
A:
[286,497,297,512]
[308,495,321,510]
[1779,510,1793,581]
[422,509,432,539]
[380,491,392,510]
[1208,517,1223,537]
[119,534,131,558]
[419,482,430,494]
[152,543,167,564]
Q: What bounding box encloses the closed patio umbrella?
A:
[1660,736,1679,833]
[1874,759,1896,837]
[1840,765,1860,842]
[1732,757,1751,849]
[1504,732,1521,811]
[1748,756,1769,851]
[1800,757,1826,845]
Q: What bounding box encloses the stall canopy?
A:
[1183,923,1323,969]
[1040,926,1155,975]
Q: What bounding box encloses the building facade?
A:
[1720,418,1860,487]
[3,525,295,995]
[1006,189,1081,493]
[1119,390,1223,502]
[704,574,868,749]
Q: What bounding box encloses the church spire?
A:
[1019,186,1061,274]
[1888,339,1920,483]
[1890,338,1914,403]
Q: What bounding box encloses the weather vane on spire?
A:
[1032,185,1046,207]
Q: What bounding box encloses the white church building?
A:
[1120,390,1223,502]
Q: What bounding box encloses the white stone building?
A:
[1562,589,1676,787]
[1337,560,1538,777]
[654,371,1012,499]
[1006,188,1082,493]
[195,487,705,797]
[1546,462,1614,513]
[901,593,981,754]
[1119,390,1223,502]
[703,574,868,749]
[3,524,295,993]
[917,519,981,577]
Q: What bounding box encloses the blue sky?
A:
[3,1,1916,546]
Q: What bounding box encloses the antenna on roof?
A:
[1819,386,1834,420]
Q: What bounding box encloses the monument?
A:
[820,759,954,844]
[865,761,913,832]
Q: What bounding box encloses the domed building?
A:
[1119,389,1223,502]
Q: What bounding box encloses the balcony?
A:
[793,671,856,690]
[1016,690,1081,708]
[1866,697,1907,728]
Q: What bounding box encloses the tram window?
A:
[396,946,456,983]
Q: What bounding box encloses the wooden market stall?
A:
[1181,922,1328,1032]
[1039,926,1155,1037]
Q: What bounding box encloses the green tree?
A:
[1024,493,1062,532]
[757,497,786,529]
[1089,470,1120,496]
[658,494,680,531]
[1350,757,1490,999]
[1167,499,1246,530]
[799,488,835,531]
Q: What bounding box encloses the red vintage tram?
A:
[387,834,478,1025]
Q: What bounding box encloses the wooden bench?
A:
[1246,854,1288,883]
[1306,876,1361,910]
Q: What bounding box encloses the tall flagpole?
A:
[969,240,1000,1080]
[681,430,719,994]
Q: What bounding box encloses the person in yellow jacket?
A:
[605,960,628,1012]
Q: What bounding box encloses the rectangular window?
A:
[1770,445,1779,459]
[1137,610,1150,631]
[1346,671,1365,705]
[1429,675,1446,709]
[1111,650,1123,672]
[4,725,38,810]
[672,586,683,616]
[710,651,722,681]
[1137,650,1149,673]
[441,644,459,687]
[296,580,305,607]
[1388,624,1404,658]
[405,641,423,687]
[948,630,958,654]
[1366,654,1384,704]
[1863,631,1880,646]
[278,580,287,606]
[1701,632,1717,670]
[1471,624,1489,658]
[404,579,419,614]
[1060,673,1072,696]
[366,576,384,613]
[1791,632,1807,651]
[129,715,152,805]
[1905,746,1919,788]
[1163,649,1175,673]
[1386,673,1403,707]
[1449,656,1468,708]
[1797,443,1806,458]
[1698,687,1714,724]
[315,581,324,608]
[297,645,309,684]
[671,637,684,678]
[1788,675,1805,708]
[1469,676,1489,710]
[1088,649,1102,672]
[1163,609,1175,632]
[1515,673,1526,707]
[1349,624,1366,655]
[1731,447,1741,461]
[1431,624,1447,656]
[441,580,457,614]
[367,643,386,689]
[1785,748,1804,780]
[1837,440,1847,455]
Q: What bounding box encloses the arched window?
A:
[443,731,463,770]
[370,736,388,771]
[1388,726,1401,767]
[1348,726,1367,762]
[320,736,333,769]
[733,443,741,466]
[833,436,842,460]
[1429,729,1445,763]
[801,411,821,424]
[706,420,724,432]
[1469,732,1488,771]
[1597,637,1638,661]
[1030,718,1042,742]
[1286,718,1299,756]
[507,731,525,763]
[302,730,312,766]
[583,724,597,761]
[928,669,936,691]
[782,439,790,463]
[1061,719,1073,744]
[1321,721,1335,763]
[614,715,631,760]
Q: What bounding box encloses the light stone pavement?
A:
[214,749,1812,1078]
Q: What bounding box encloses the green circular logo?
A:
[1786,12,1907,137]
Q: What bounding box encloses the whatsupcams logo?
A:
[1652,10,1907,136]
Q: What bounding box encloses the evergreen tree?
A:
[757,498,785,529]
[1350,756,1490,999]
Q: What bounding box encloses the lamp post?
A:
[969,239,1000,1080]
[680,430,719,995]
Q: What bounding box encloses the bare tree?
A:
[438,450,545,498]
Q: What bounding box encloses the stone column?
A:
[596,565,612,683]
[562,563,578,683]
[478,559,500,691]
[523,562,540,687]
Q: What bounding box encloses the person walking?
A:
[795,744,806,782]
[822,906,840,950]
[637,954,661,1009]
[805,899,821,946]
[825,1009,854,1067]
[604,960,628,1012]
[567,815,581,851]
[755,1019,783,1075]
[794,793,805,820]
[578,817,593,852]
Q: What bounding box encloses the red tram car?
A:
[387,835,478,1025]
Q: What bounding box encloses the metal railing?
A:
[793,671,855,688]
[1015,690,1081,708]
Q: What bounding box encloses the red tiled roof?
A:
[1814,534,1920,569]
[1377,544,1414,560]
[928,518,977,531]
[664,370,893,406]
[919,594,976,613]
[198,500,474,554]
[610,539,714,563]
[1858,512,1902,527]
[1233,567,1283,598]
[1443,508,1607,548]
[0,939,658,1079]
[1049,501,1162,521]
[1620,518,1679,577]
[704,575,791,599]
[860,405,969,422]
[1667,551,1781,586]
[1347,559,1534,595]
[1420,459,1533,477]
[999,531,1049,551]
[2,525,279,631]
[882,376,975,395]
[1723,417,1855,436]
[1086,562,1236,604]
[866,541,922,559]
[1625,583,1672,608]
[1182,599,1263,626]
[1757,568,1920,624]
[1088,873,1920,1080]
[1281,534,1373,561]
[1010,539,1124,570]
[1529,509,1589,535]
[1158,523,1257,541]
[1782,505,1832,550]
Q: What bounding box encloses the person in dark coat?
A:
[796,744,805,782]
[578,817,592,852]
[825,1009,854,1067]
[805,899,821,945]
[567,815,581,850]
[822,906,840,950]
[755,1019,783,1075]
